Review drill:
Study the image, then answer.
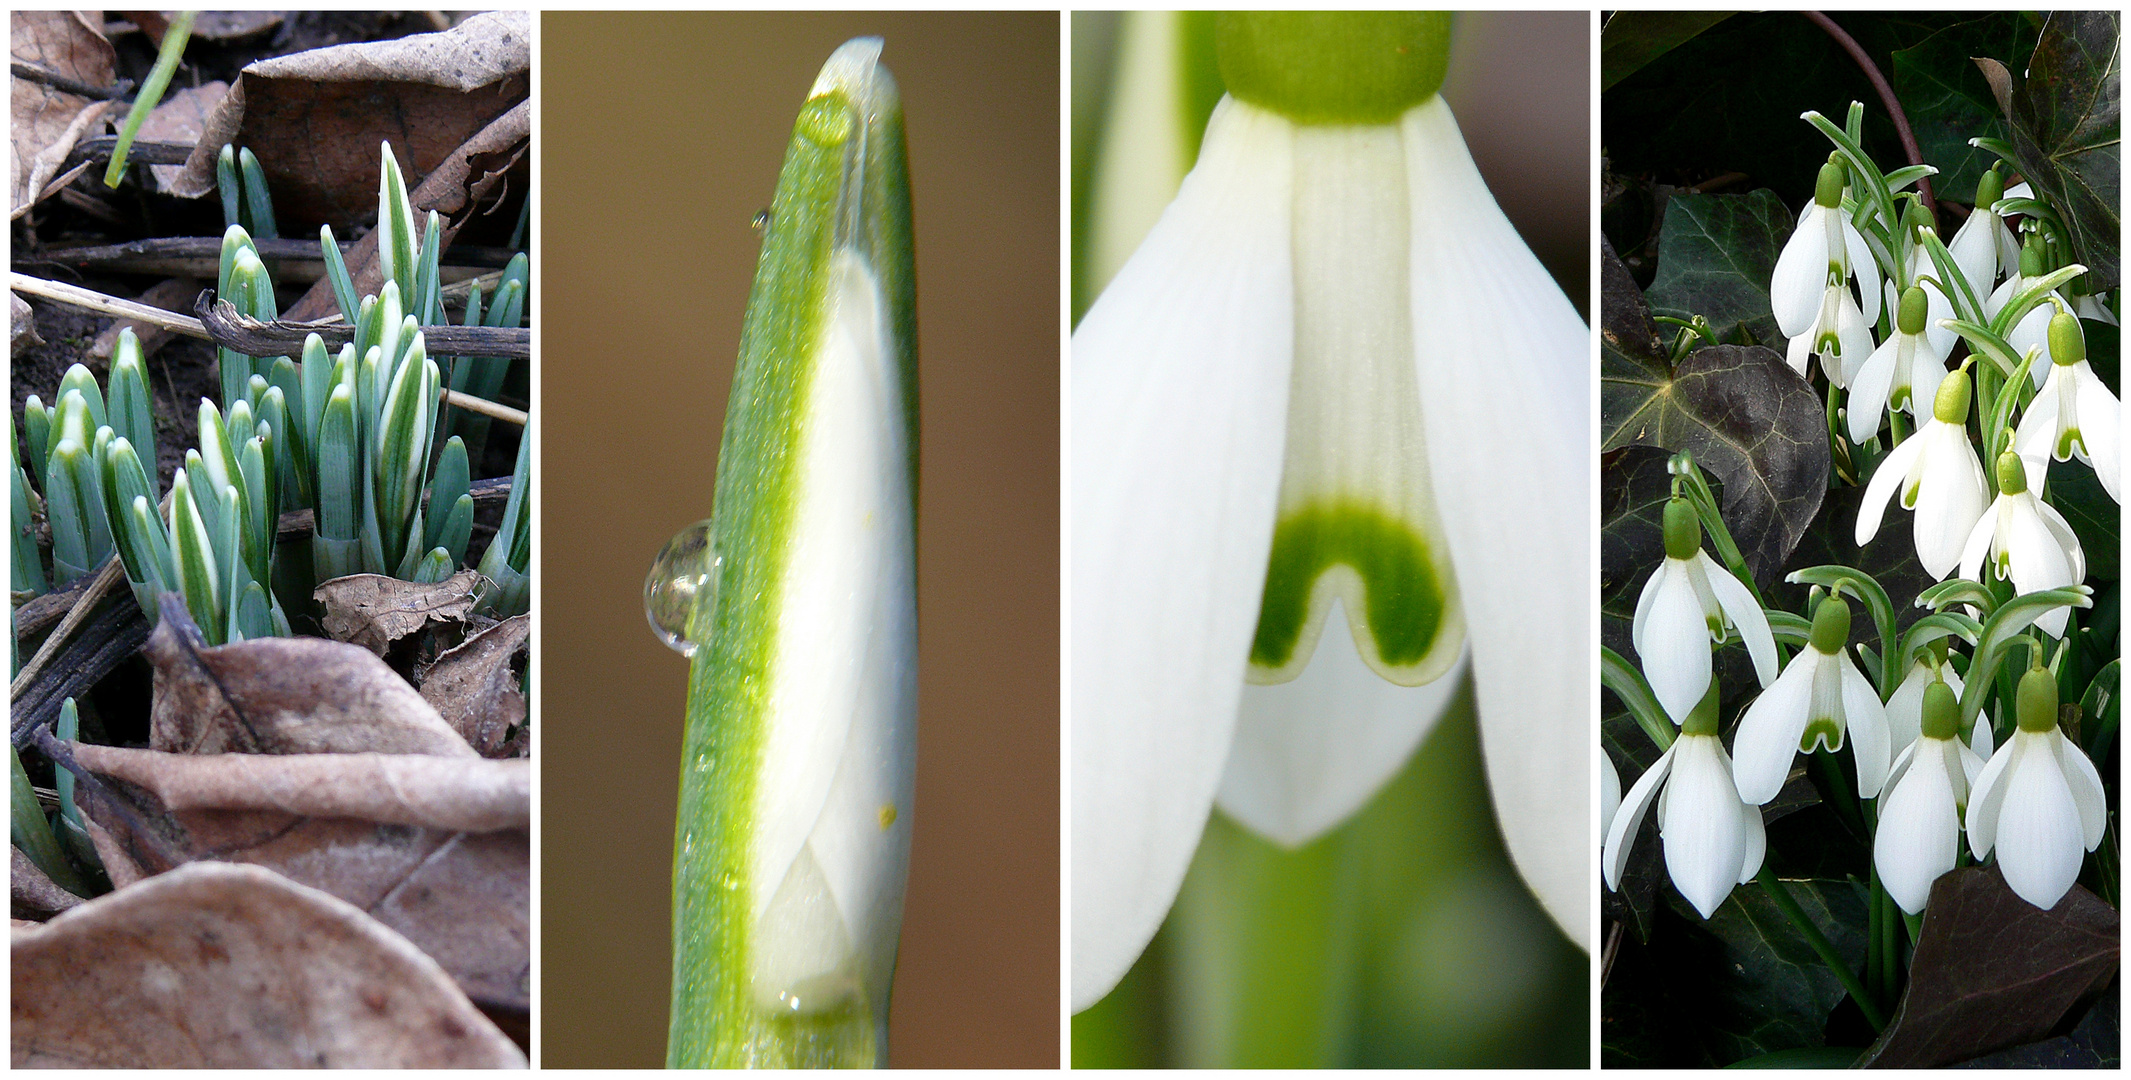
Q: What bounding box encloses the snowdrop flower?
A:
[1631,496,1777,723]
[1947,167,2021,299]
[1732,596,1892,804]
[1884,649,1986,757]
[2016,310,2120,503]
[1072,13,1589,1009]
[1875,681,1987,914]
[1968,666,2108,910]
[1958,451,2087,636]
[1984,238,2067,389]
[1772,160,1879,386]
[1846,285,1949,445]
[1856,367,1989,579]
[1603,684,1766,919]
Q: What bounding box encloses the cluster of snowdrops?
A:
[1603,107,2117,923]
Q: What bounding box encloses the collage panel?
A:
[9,10,532,1067]
[1600,10,2121,1069]
[1069,11,1592,1069]
[539,10,1060,1070]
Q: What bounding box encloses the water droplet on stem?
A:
[646,519,718,656]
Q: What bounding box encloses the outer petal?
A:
[1732,651,1819,804]
[1856,428,1925,546]
[1695,551,1777,687]
[1955,500,1998,587]
[1947,208,2000,302]
[2051,731,2109,850]
[1841,654,1892,798]
[1785,330,1813,378]
[1603,740,1677,892]
[1874,742,1961,914]
[2074,366,2121,501]
[1737,796,1767,884]
[1842,214,1882,326]
[1884,664,1931,763]
[2006,495,2078,636]
[1643,559,1714,723]
[1847,334,1901,445]
[1832,288,1876,387]
[2035,499,2087,584]
[1601,751,1622,842]
[1631,557,1664,657]
[1069,97,1297,1010]
[1661,735,1749,918]
[1965,733,2023,859]
[1992,737,2087,909]
[1918,275,1958,364]
[1913,424,1988,579]
[1217,603,1465,846]
[1771,202,1831,337]
[1405,96,1591,949]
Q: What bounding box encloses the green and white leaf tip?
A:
[657,36,917,1070]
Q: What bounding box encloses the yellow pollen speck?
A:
[878,803,897,830]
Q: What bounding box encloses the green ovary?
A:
[1247,501,1451,679]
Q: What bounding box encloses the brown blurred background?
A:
[539,12,1059,1068]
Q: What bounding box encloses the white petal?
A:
[1842,214,1882,327]
[1913,423,1989,579]
[1785,329,1813,378]
[1695,551,1776,688]
[2073,365,2121,501]
[1070,97,1297,1010]
[1918,276,1958,364]
[2006,495,2078,636]
[1737,798,1767,884]
[1732,651,1819,804]
[1992,735,2087,909]
[1840,655,1892,798]
[2014,369,2062,468]
[1832,289,1876,388]
[1218,603,1465,846]
[1967,715,1993,767]
[1856,430,1925,546]
[2052,730,2109,850]
[1874,743,1961,914]
[1883,735,1921,803]
[1601,751,1622,842]
[1965,732,2023,859]
[2035,499,2087,584]
[1847,334,1901,445]
[1643,560,1714,724]
[1405,95,1591,950]
[1603,740,1676,892]
[1884,664,1931,760]
[1955,499,1999,586]
[1631,558,1663,657]
[1771,202,1831,337]
[1661,735,1748,918]
[1947,208,2000,302]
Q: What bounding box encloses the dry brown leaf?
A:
[73,743,529,831]
[135,80,226,190]
[184,11,282,43]
[316,569,482,655]
[144,613,476,757]
[10,293,42,356]
[422,613,529,756]
[168,10,529,229]
[9,11,115,215]
[11,861,526,1067]
[10,847,83,919]
[378,829,530,1009]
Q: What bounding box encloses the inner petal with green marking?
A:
[1245,119,1461,689]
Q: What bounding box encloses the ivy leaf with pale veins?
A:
[1858,866,2120,1068]
[1891,16,2039,201]
[1602,244,1830,584]
[1646,190,1793,347]
[2004,10,2121,292]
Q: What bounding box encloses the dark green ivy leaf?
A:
[2004,10,2122,292]
[1600,11,1736,92]
[1646,190,1793,348]
[1890,15,2040,201]
[1602,245,1831,585]
[1949,982,2119,1068]
[1858,866,2121,1068]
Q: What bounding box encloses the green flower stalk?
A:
[654,37,918,1068]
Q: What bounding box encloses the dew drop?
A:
[751,209,773,233]
[646,520,718,657]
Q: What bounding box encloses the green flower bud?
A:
[1932,369,1971,424]
[1920,680,1960,740]
[1814,160,1847,209]
[1808,595,1851,654]
[1897,286,1929,336]
[1215,12,1451,125]
[2015,665,2059,733]
[2047,309,2084,367]
[1995,450,2028,495]
[1682,679,1722,737]
[2019,235,2045,278]
[1662,496,1701,560]
[1975,167,2003,208]
[1807,596,1858,656]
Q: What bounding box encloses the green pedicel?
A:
[1215,12,1452,125]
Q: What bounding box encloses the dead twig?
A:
[1802,11,1937,220]
[195,292,530,364]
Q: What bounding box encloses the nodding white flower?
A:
[1947,167,2021,298]
[2016,310,2121,503]
[1072,13,1589,1010]
[1958,451,2087,637]
[2072,292,2118,326]
[1732,596,1892,804]
[1773,160,1880,386]
[1967,667,2108,910]
[1885,651,1988,757]
[1984,238,2068,390]
[1875,681,1987,914]
[1847,285,1950,445]
[1603,686,1766,919]
[1631,496,1777,723]
[1856,368,1989,579]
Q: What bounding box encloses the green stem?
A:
[103,12,196,188]
[1757,866,1886,1031]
